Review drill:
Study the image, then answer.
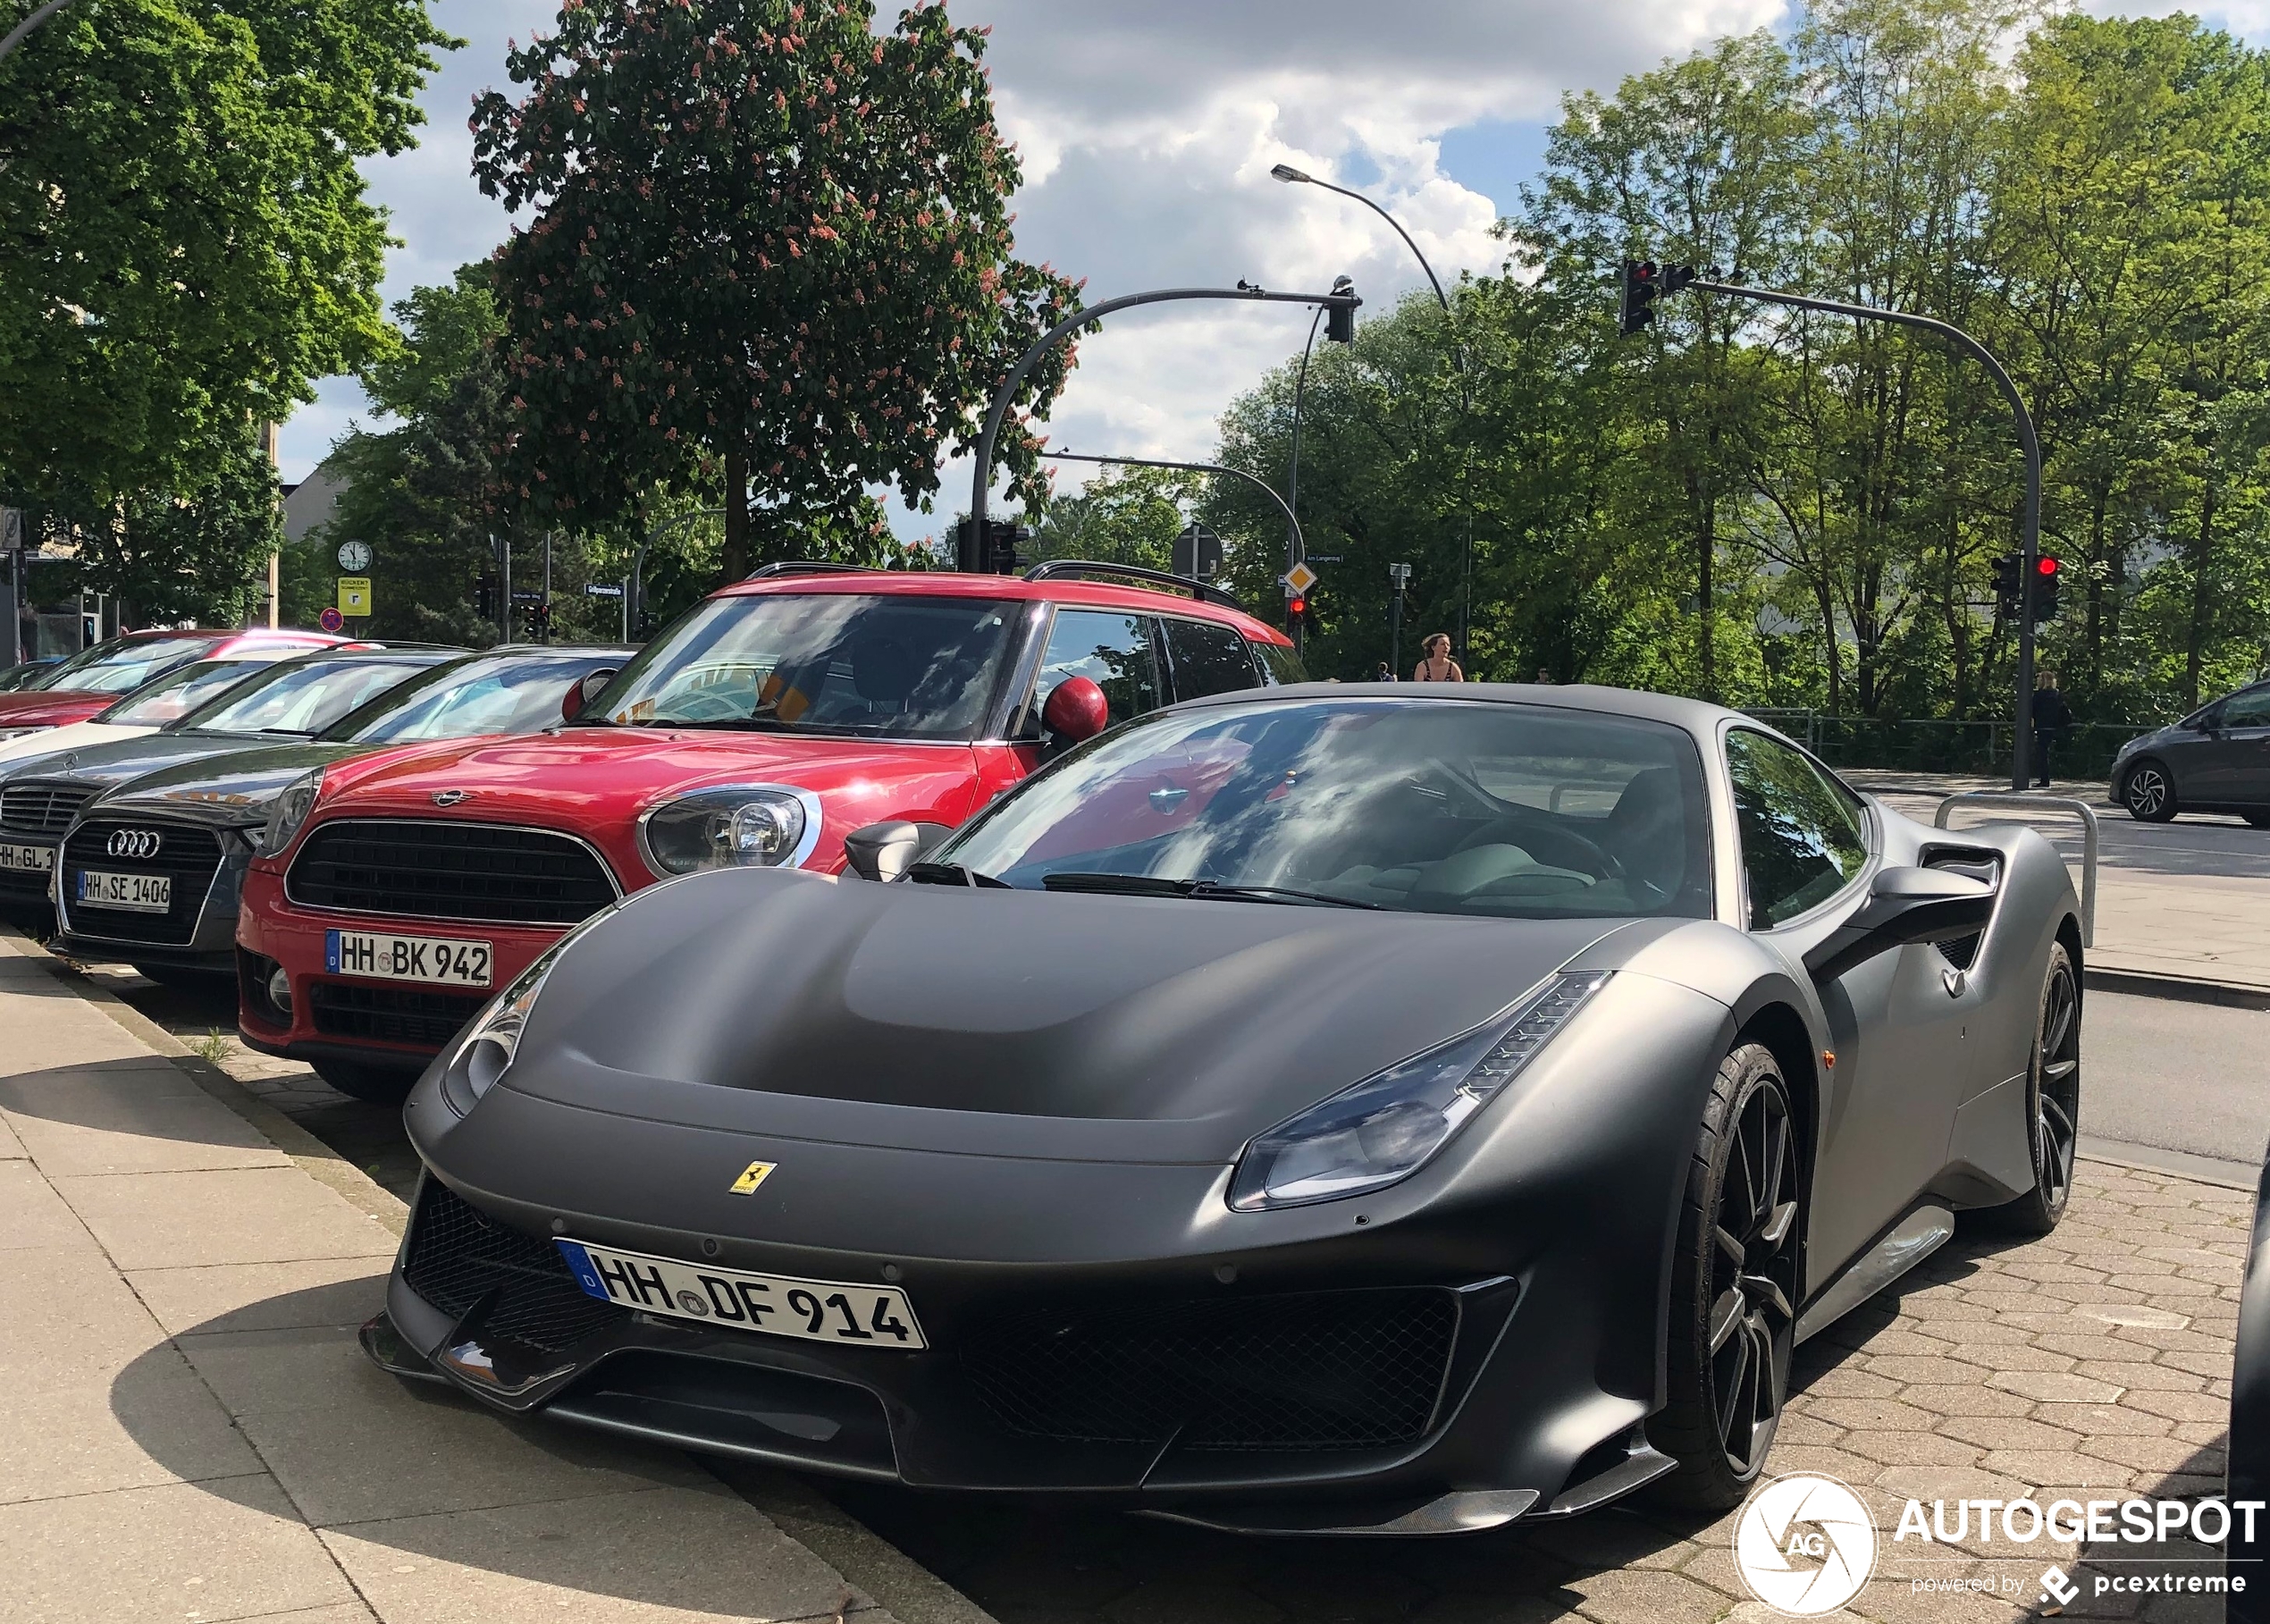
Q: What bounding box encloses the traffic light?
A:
[2032,554,2061,624]
[1990,553,2022,619]
[475,574,498,620]
[953,517,1031,574]
[1324,276,1360,345]
[1619,260,1660,335]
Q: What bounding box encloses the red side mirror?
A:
[1042,676,1109,744]
[561,668,618,722]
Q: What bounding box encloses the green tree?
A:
[1030,466,1201,570]
[0,0,457,508]
[470,0,1081,581]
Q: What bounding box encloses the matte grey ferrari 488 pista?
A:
[369,683,2083,1534]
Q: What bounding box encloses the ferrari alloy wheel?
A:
[1988,942,2080,1235]
[1649,1043,1799,1510]
[2123,762,2176,822]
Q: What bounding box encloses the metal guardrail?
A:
[1932,792,2099,947]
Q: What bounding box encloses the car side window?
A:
[1161,616,1261,703]
[2222,690,2270,728]
[1725,729,1871,929]
[1032,609,1163,727]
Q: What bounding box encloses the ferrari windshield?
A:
[936,697,1715,920]
[179,657,446,737]
[583,592,1016,738]
[35,634,220,694]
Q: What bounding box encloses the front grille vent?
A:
[60,820,226,947]
[288,820,616,926]
[307,980,484,1051]
[961,1289,1458,1452]
[402,1179,626,1354]
[1,781,96,837]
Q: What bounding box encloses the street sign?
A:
[337,577,372,617]
[1283,561,1319,596]
[1172,524,1222,581]
[584,583,624,598]
[335,539,373,572]
[318,607,345,633]
[511,590,542,602]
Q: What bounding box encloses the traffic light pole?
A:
[967,284,1361,570]
[1680,279,2043,790]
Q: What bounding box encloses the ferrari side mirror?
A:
[561,668,618,722]
[1802,866,1996,985]
[1042,677,1109,746]
[843,820,952,882]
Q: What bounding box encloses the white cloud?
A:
[283,0,1797,504]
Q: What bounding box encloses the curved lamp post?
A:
[0,0,81,63]
[1271,164,1476,662]
[1041,449,1306,566]
[966,283,1359,560]
[628,507,723,636]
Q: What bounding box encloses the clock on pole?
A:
[336,540,373,573]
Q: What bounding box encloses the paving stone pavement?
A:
[832,1158,2249,1624]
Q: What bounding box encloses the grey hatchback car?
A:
[2111,681,2270,824]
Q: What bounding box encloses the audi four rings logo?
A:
[105,829,163,861]
[431,789,475,807]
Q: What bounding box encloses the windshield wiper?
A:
[1040,872,1379,909]
[905,862,1011,888]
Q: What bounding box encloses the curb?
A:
[2084,965,2270,1011]
[2078,1138,2260,1192]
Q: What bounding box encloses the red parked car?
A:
[0,628,347,734]
[237,563,1301,1099]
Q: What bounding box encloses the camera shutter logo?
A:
[105,829,163,861]
[1735,1473,1879,1616]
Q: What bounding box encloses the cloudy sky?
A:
[280,0,2256,537]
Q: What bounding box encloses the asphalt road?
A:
[1872,787,2270,882]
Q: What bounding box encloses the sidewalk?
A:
[1845,770,2270,1002]
[0,926,982,1624]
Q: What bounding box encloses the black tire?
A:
[1647,1043,1801,1510]
[1981,941,2080,1235]
[312,1057,416,1106]
[2123,761,2177,821]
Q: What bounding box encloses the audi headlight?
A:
[1229,972,1609,1211]
[258,768,324,856]
[439,909,615,1116]
[637,785,817,877]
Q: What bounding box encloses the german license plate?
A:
[557,1240,925,1350]
[0,840,52,873]
[325,929,492,988]
[77,870,170,912]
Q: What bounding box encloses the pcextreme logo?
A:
[1736,1474,1880,1616]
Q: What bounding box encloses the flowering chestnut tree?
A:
[471,0,1082,576]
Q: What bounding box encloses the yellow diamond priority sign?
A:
[1283,561,1319,596]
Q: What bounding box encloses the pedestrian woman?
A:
[1413,633,1463,683]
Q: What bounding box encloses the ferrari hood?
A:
[511,868,1628,1164]
[0,728,280,795]
[91,742,366,828]
[319,727,981,821]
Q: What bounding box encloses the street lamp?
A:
[1271,163,1476,664]
[0,0,82,64]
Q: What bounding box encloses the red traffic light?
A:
[1287,594,1307,617]
[2036,555,2060,576]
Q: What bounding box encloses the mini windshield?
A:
[333,652,613,743]
[584,592,1017,738]
[181,658,444,737]
[98,655,304,728]
[36,634,220,694]
[934,697,1716,920]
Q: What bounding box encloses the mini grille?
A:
[61,820,227,947]
[1,781,96,837]
[307,980,484,1050]
[289,820,616,926]
[961,1289,1458,1452]
[402,1179,626,1354]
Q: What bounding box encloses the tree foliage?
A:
[470,0,1080,580]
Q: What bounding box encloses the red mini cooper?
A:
[237,562,1300,1099]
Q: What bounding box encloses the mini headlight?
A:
[258,768,324,856]
[1229,972,1609,1211]
[439,908,615,1116]
[637,785,815,877]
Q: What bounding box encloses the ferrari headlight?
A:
[258,769,324,856]
[1229,972,1609,1211]
[638,785,815,877]
[439,908,616,1117]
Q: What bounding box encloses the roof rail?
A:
[1021,559,1248,613]
[743,561,880,579]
